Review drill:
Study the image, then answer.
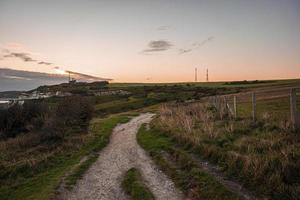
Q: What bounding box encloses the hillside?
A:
[0,79,299,200]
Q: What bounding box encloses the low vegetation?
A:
[137,124,240,200]
[0,96,94,140]
[156,99,299,199]
[122,168,154,200]
[0,80,299,199]
[94,84,237,117]
[0,96,132,199]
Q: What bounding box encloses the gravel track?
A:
[60,113,183,200]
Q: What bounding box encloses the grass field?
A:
[110,78,300,89]
[154,93,300,199]
[0,79,299,199]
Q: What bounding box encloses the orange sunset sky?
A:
[0,0,300,83]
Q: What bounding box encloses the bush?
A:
[55,96,94,128]
[42,96,94,141]
[0,100,48,138]
[0,96,94,141]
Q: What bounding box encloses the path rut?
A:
[60,113,183,200]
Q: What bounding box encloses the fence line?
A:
[205,87,299,132]
[252,92,256,121]
[290,88,299,131]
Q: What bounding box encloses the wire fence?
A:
[204,87,300,131]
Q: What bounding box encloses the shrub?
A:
[42,96,94,141]
[0,100,48,138]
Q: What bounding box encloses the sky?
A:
[0,0,300,83]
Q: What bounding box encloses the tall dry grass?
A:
[158,100,300,199]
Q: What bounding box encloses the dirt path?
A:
[60,113,183,200]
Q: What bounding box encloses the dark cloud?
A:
[4,52,36,62]
[38,61,52,65]
[0,48,109,83]
[0,68,113,91]
[142,40,173,53]
[0,68,66,81]
[0,68,67,91]
[1,49,53,65]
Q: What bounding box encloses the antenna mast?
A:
[206,68,209,82]
[195,68,197,82]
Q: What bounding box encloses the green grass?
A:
[65,155,98,187]
[110,78,300,88]
[137,124,240,200]
[95,97,147,116]
[0,113,133,200]
[122,168,154,200]
[1,78,299,200]
[237,96,300,121]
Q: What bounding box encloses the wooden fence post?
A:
[233,96,237,119]
[214,96,217,108]
[214,96,219,110]
[252,92,256,121]
[290,88,298,131]
[224,96,228,112]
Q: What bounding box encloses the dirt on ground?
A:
[57,113,183,200]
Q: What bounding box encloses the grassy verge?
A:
[94,96,176,117]
[0,113,133,200]
[122,168,154,200]
[137,124,240,200]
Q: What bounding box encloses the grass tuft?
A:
[122,168,154,200]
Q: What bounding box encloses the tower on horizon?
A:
[195,68,197,82]
[206,68,209,82]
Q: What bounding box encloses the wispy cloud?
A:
[38,61,52,65]
[192,36,214,47]
[0,44,112,82]
[178,48,192,54]
[142,40,173,53]
[1,48,53,66]
[4,52,37,62]
[178,36,215,54]
[157,25,171,31]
